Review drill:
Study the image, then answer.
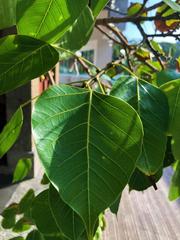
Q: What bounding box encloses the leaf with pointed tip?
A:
[129,167,162,191]
[12,217,31,233]
[169,160,180,201]
[109,194,121,215]
[18,189,35,214]
[161,79,180,161]
[58,6,94,60]
[0,107,23,158]
[49,185,85,240]
[17,0,88,43]
[0,35,58,95]
[111,76,169,175]
[90,0,109,17]
[13,158,32,183]
[32,84,143,238]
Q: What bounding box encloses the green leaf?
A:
[2,203,19,218]
[49,185,85,240]
[128,3,147,17]
[169,160,180,201]
[13,158,32,183]
[109,194,121,215]
[2,216,16,229]
[150,40,165,56]
[90,0,109,17]
[0,35,58,95]
[17,0,88,43]
[163,137,176,168]
[136,47,151,60]
[18,189,35,214]
[0,108,23,159]
[9,237,24,240]
[32,84,143,238]
[13,217,31,233]
[156,70,180,86]
[26,230,45,240]
[41,173,50,185]
[161,79,180,160]
[32,190,62,236]
[0,0,16,29]
[163,0,180,12]
[111,76,169,175]
[58,6,94,59]
[129,167,162,191]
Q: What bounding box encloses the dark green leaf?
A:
[0,35,58,95]
[13,158,32,183]
[26,230,45,240]
[32,84,143,238]
[41,173,50,185]
[0,108,23,159]
[2,203,19,218]
[111,76,169,175]
[129,167,162,191]
[169,160,180,200]
[18,189,35,214]
[110,194,121,215]
[17,0,88,43]
[8,237,24,240]
[156,70,180,86]
[32,190,63,236]
[49,185,85,240]
[2,216,16,229]
[163,137,176,168]
[161,79,180,160]
[0,0,16,29]
[58,6,94,59]
[90,0,109,17]
[13,217,31,233]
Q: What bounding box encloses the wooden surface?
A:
[103,168,180,240]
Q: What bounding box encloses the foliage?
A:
[0,0,180,239]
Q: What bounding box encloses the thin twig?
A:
[48,71,56,85]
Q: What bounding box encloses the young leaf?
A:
[17,0,88,43]
[49,185,85,240]
[32,84,143,238]
[169,160,180,201]
[0,35,58,95]
[0,0,16,29]
[1,216,16,229]
[0,107,23,159]
[111,76,169,175]
[12,217,31,233]
[161,79,180,160]
[128,3,147,17]
[89,0,109,17]
[129,167,162,191]
[13,158,32,183]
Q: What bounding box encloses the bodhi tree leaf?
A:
[18,189,35,214]
[129,167,162,191]
[163,0,180,12]
[26,230,45,240]
[0,107,23,159]
[49,185,85,240]
[109,194,121,215]
[89,0,109,17]
[0,0,16,29]
[58,6,94,59]
[161,79,180,160]
[111,76,169,175]
[13,158,32,183]
[156,70,180,86]
[12,217,31,233]
[17,0,88,43]
[169,160,180,201]
[163,137,176,168]
[0,35,58,95]
[32,84,143,239]
[32,190,65,238]
[9,237,24,240]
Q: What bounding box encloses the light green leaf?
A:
[156,70,180,86]
[49,185,85,240]
[161,79,180,160]
[58,6,94,59]
[129,167,162,191]
[128,3,147,17]
[32,190,63,236]
[90,0,109,17]
[169,160,180,201]
[13,158,32,183]
[150,40,165,56]
[111,76,169,175]
[13,217,31,233]
[0,0,16,29]
[0,35,58,95]
[0,107,23,159]
[17,0,88,43]
[32,84,143,238]
[163,0,180,12]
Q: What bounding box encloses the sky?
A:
[123,0,179,43]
